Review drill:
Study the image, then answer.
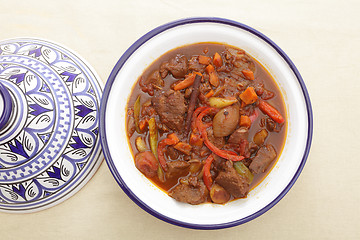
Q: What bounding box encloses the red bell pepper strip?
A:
[203,154,214,191]
[157,133,180,171]
[258,100,285,124]
[196,107,245,162]
[191,106,207,132]
[221,149,239,156]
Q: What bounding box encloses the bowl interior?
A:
[102,19,311,229]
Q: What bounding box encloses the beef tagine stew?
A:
[126,43,286,205]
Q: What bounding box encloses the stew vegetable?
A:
[126,43,286,205]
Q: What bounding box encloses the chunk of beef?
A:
[253,83,275,100]
[166,160,190,179]
[223,48,256,82]
[139,70,164,96]
[159,54,188,79]
[152,90,186,132]
[228,127,249,144]
[168,177,208,205]
[147,70,164,87]
[159,63,168,79]
[249,144,277,174]
[222,77,243,98]
[188,56,206,73]
[215,161,249,198]
[227,48,255,73]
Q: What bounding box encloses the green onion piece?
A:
[233,161,254,184]
[148,118,157,157]
[148,117,165,182]
[156,165,165,182]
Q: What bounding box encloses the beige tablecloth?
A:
[0,0,359,239]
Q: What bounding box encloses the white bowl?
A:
[100,17,313,229]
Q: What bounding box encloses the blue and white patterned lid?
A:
[0,38,103,212]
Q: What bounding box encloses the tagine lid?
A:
[0,38,103,213]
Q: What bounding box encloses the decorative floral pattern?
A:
[0,39,102,212]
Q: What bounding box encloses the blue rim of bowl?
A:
[0,81,13,131]
[100,17,313,230]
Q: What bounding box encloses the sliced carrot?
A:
[239,87,258,105]
[205,64,219,87]
[174,142,192,155]
[167,133,180,143]
[209,73,219,87]
[205,64,215,74]
[173,73,196,91]
[213,52,223,68]
[258,100,285,124]
[240,115,252,128]
[198,55,211,65]
[205,89,214,98]
[189,132,203,147]
[242,69,255,80]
